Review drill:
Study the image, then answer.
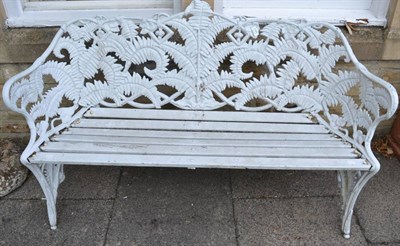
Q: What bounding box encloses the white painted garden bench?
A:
[2,0,398,238]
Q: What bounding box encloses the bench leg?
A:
[338,170,375,239]
[30,163,65,230]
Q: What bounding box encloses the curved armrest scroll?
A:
[2,29,87,162]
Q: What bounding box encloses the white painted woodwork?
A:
[223,0,373,10]
[5,9,174,27]
[29,152,369,171]
[3,0,390,27]
[2,0,23,18]
[215,0,390,26]
[3,0,181,27]
[24,0,174,11]
[369,0,390,19]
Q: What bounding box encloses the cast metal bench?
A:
[2,0,398,238]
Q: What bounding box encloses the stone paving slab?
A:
[0,199,113,246]
[106,196,236,245]
[4,166,121,200]
[0,157,399,245]
[234,197,367,245]
[231,170,339,199]
[105,167,235,245]
[356,156,400,244]
[117,167,231,200]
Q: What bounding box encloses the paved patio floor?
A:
[0,154,399,245]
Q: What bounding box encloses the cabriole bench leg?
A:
[339,169,377,239]
[30,163,65,230]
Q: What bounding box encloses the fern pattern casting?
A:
[5,0,397,155]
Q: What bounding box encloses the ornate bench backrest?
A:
[10,0,363,112]
[3,0,397,158]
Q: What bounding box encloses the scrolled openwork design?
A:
[3,0,397,158]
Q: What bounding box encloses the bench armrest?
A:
[2,29,87,162]
[316,53,398,167]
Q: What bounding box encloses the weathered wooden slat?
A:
[74,119,328,133]
[52,134,350,148]
[65,128,339,141]
[41,142,357,158]
[29,152,370,171]
[85,108,314,124]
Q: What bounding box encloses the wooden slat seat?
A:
[29,108,370,171]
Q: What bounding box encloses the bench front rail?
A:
[2,0,398,238]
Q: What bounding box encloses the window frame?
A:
[2,0,182,27]
[214,0,391,26]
